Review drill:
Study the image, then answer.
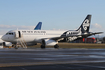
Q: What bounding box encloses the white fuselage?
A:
[1,29,81,44]
[2,30,66,43]
[21,30,65,43]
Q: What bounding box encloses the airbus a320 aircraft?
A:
[0,22,42,48]
[1,15,103,49]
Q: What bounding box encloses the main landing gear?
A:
[15,45,19,49]
[41,45,45,49]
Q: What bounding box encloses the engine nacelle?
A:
[42,39,57,46]
[3,42,12,46]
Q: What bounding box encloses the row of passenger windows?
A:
[22,31,46,33]
[6,33,14,35]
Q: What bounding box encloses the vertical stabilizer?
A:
[77,15,91,33]
[34,22,42,30]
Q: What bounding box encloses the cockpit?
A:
[1,31,15,42]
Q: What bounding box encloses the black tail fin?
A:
[77,15,91,33]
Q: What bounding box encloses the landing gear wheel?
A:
[12,45,15,47]
[41,45,45,49]
[15,45,19,49]
[54,44,59,48]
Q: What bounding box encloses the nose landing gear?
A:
[54,44,59,48]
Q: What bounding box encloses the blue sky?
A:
[0,0,105,36]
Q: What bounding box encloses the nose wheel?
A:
[54,44,59,48]
[12,44,19,49]
[13,44,19,49]
[15,45,19,49]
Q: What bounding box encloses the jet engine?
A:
[3,42,12,46]
[42,39,57,46]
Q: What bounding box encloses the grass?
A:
[28,43,105,49]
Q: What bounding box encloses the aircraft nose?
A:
[1,35,6,41]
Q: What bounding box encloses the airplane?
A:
[1,15,103,49]
[0,22,42,48]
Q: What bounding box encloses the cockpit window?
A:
[6,33,13,35]
[9,33,12,35]
[6,33,9,35]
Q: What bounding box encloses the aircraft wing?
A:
[81,32,103,37]
[50,32,103,41]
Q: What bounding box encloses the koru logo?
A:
[83,19,90,30]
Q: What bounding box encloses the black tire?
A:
[15,45,18,49]
[54,44,59,48]
[41,45,45,49]
[12,45,15,47]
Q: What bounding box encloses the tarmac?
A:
[0,48,105,70]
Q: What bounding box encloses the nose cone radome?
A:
[1,35,6,41]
